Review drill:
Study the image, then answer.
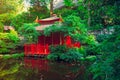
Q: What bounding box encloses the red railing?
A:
[24,44,50,56]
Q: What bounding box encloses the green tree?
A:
[29,0,54,16]
[0,0,24,25]
[0,0,24,14]
[90,25,120,80]
[18,23,40,43]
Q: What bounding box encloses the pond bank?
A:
[0,53,97,62]
[0,53,24,59]
[0,54,3,58]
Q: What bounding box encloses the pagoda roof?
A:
[36,24,52,31]
[37,16,60,25]
[36,16,61,31]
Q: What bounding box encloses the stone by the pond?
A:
[0,55,3,58]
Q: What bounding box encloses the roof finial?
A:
[35,16,39,23]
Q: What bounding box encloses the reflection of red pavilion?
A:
[24,58,49,71]
[24,16,81,56]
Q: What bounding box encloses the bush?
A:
[0,30,19,54]
[60,49,83,62]
[49,45,67,53]
[0,22,4,32]
[47,45,83,62]
[47,53,60,61]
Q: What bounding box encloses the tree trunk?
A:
[87,1,91,27]
[50,0,53,16]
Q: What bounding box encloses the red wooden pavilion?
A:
[24,16,81,56]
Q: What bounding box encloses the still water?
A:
[0,58,92,80]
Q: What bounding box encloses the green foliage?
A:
[50,45,67,53]
[47,45,83,62]
[96,34,110,42]
[88,0,120,30]
[44,15,90,43]
[84,35,99,56]
[47,53,60,61]
[76,46,86,55]
[8,30,19,43]
[11,12,31,30]
[44,14,98,58]
[11,12,41,30]
[0,0,24,14]
[0,0,24,25]
[63,0,74,7]
[55,8,78,17]
[85,56,97,61]
[85,35,97,45]
[0,30,19,54]
[43,23,62,36]
[0,13,14,25]
[0,22,4,32]
[12,53,24,59]
[60,49,83,62]
[3,53,24,59]
[90,25,120,80]
[19,23,40,43]
[11,7,49,31]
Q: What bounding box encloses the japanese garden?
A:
[0,0,120,80]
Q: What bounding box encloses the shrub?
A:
[47,45,83,62]
[0,30,19,54]
[0,22,4,32]
[49,45,67,53]
[60,49,83,62]
[47,53,60,61]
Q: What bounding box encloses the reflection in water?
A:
[0,58,92,80]
[24,58,49,71]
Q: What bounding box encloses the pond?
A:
[0,58,92,80]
